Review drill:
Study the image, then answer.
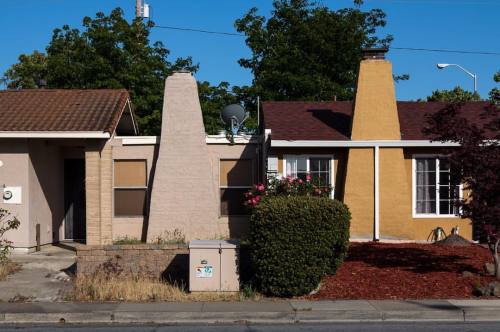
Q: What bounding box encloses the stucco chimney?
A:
[147,72,219,241]
[350,48,401,140]
[344,49,413,240]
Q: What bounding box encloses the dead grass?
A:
[0,260,21,281]
[71,273,256,302]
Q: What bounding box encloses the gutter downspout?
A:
[374,145,380,241]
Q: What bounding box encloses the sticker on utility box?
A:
[196,266,213,278]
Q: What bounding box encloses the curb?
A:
[1,310,499,324]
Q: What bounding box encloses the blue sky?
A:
[1,0,498,100]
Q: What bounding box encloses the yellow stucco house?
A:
[262,48,490,242]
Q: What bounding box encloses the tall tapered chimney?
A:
[344,48,413,240]
[147,72,220,241]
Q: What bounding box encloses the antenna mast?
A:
[135,0,141,18]
[135,0,150,19]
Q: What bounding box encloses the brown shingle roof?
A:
[397,101,494,140]
[0,89,130,133]
[262,101,494,141]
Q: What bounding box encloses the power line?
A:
[392,47,500,56]
[152,25,500,56]
[153,25,243,37]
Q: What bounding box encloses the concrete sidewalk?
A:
[1,300,500,324]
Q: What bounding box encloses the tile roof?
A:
[0,89,130,133]
[262,101,494,141]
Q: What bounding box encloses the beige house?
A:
[0,75,260,251]
[0,49,491,251]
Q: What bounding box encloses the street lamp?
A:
[437,63,477,94]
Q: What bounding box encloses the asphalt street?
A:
[1,322,500,331]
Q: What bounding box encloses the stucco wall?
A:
[343,148,375,239]
[350,60,401,140]
[0,140,30,247]
[147,73,220,241]
[207,142,260,239]
[110,141,157,241]
[28,140,65,247]
[269,146,472,241]
[109,139,260,242]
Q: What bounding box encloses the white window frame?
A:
[282,154,335,199]
[412,154,463,218]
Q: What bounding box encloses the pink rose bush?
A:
[245,175,333,207]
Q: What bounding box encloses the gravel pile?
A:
[435,234,472,247]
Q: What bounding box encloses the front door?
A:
[64,159,86,241]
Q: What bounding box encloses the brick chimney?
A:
[147,72,219,241]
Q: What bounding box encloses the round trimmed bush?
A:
[249,195,350,297]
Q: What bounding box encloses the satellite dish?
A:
[221,104,249,136]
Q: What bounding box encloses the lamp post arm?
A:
[452,64,475,79]
[450,64,478,94]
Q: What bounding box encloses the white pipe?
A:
[374,145,380,241]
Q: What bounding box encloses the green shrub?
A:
[249,196,350,297]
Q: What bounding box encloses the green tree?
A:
[1,51,47,89]
[235,0,394,101]
[1,8,197,135]
[490,70,499,103]
[427,86,481,102]
[198,82,258,135]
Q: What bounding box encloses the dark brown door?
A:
[64,159,86,241]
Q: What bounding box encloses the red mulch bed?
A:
[310,242,495,300]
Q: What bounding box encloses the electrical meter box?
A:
[189,240,239,292]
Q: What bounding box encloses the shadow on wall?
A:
[161,253,189,288]
[30,142,87,244]
[221,144,261,239]
[141,143,160,243]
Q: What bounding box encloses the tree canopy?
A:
[198,82,257,134]
[425,71,499,104]
[426,86,481,103]
[425,101,500,277]
[1,8,197,135]
[235,0,393,101]
[3,1,396,134]
[490,70,500,103]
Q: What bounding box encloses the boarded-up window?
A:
[220,188,248,216]
[219,159,253,216]
[114,160,147,216]
[114,189,146,216]
[114,160,147,187]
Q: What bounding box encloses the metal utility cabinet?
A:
[189,240,240,292]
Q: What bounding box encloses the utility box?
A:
[189,240,239,292]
